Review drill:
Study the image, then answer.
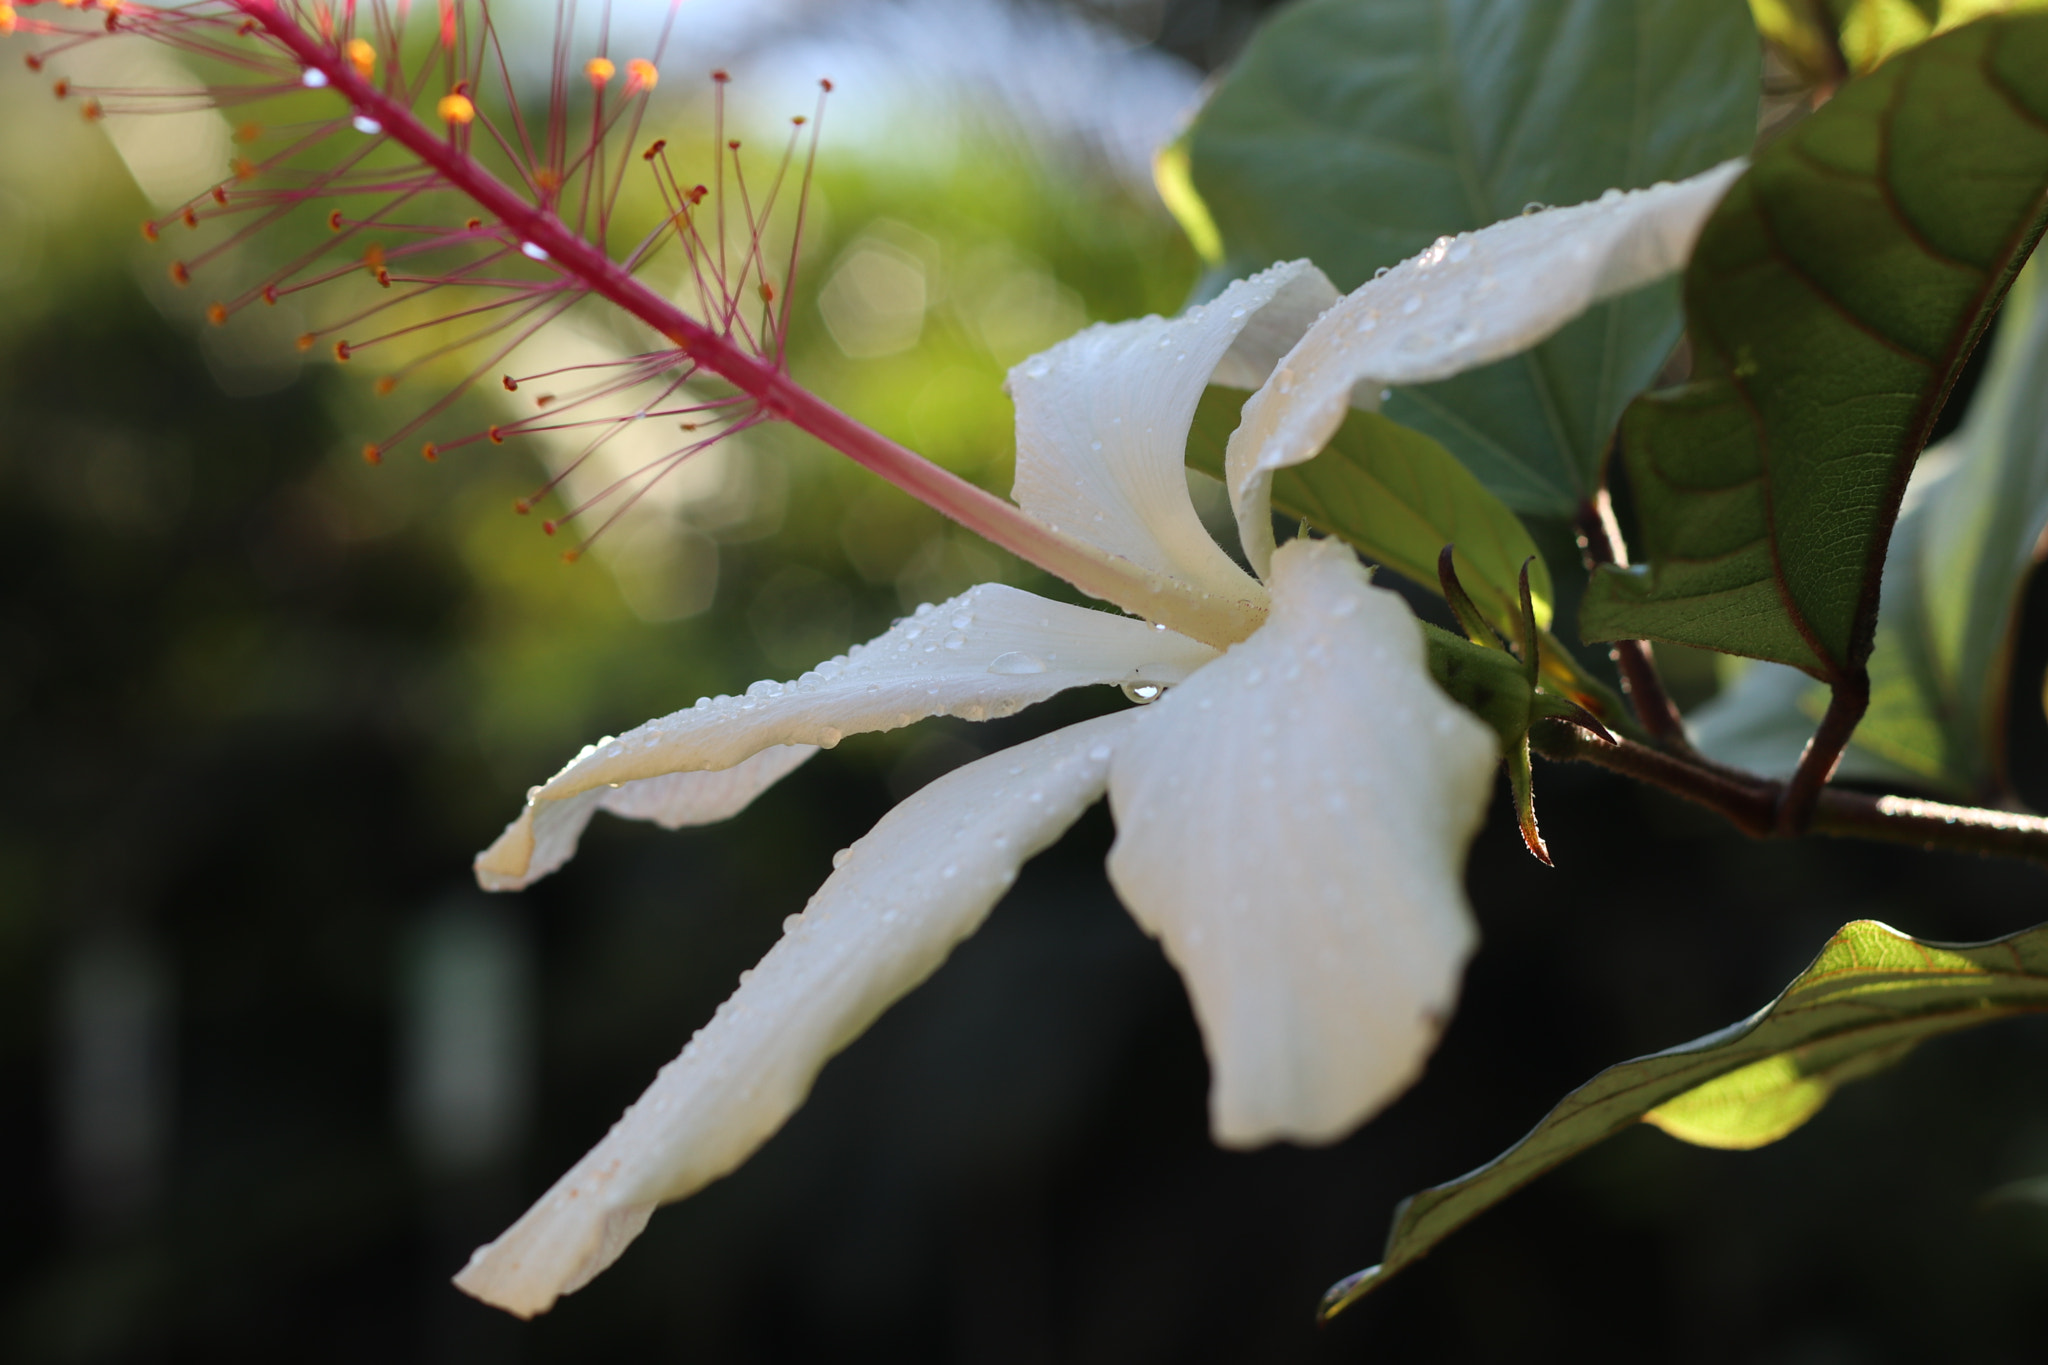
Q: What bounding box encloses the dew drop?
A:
[352,115,381,135]
[301,67,329,88]
[950,611,974,630]
[1373,265,1390,279]
[1401,295,1422,315]
[988,651,1047,675]
[1088,744,1113,762]
[943,631,967,650]
[832,847,852,869]
[1331,595,1358,618]
[783,914,802,932]
[1121,682,1165,704]
[521,241,550,261]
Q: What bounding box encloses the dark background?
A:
[6,1,2048,1361]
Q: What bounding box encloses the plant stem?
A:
[1573,492,1691,748]
[1777,671,1869,835]
[1531,724,2048,867]
[230,0,1263,649]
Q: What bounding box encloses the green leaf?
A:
[1322,916,2048,1319]
[1178,0,1759,517]
[1187,386,1634,727]
[1186,386,1553,634]
[1581,16,2048,681]
[1690,263,2048,798]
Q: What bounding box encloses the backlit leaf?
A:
[1321,916,2048,1318]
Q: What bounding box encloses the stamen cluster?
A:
[8,0,828,554]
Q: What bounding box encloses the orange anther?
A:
[327,209,343,230]
[235,122,261,143]
[711,69,729,84]
[345,37,375,78]
[758,281,774,304]
[488,425,504,444]
[534,168,559,192]
[362,242,384,271]
[25,53,44,73]
[232,157,255,181]
[333,339,352,361]
[296,332,316,351]
[206,302,227,325]
[420,442,438,462]
[728,138,740,150]
[534,393,555,408]
[361,443,382,465]
[792,115,806,127]
[560,548,580,564]
[181,207,197,228]
[437,91,474,124]
[80,98,101,121]
[464,217,481,230]
[513,498,530,514]
[260,284,278,305]
[541,520,558,536]
[585,56,614,87]
[210,185,227,205]
[51,77,68,98]
[375,376,396,394]
[625,58,657,93]
[501,374,517,392]
[642,138,665,161]
[0,7,16,35]
[140,220,158,243]
[820,78,833,92]
[375,268,390,288]
[169,260,190,286]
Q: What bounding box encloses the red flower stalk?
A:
[6,0,1252,643]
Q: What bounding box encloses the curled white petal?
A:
[480,745,820,893]
[1106,538,1498,1146]
[1008,259,1338,598]
[455,710,1143,1318]
[1227,161,1747,574]
[475,583,1216,890]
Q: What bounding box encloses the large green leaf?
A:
[1177,0,1759,517]
[1581,17,2048,681]
[1690,263,2048,798]
[1322,917,2048,1319]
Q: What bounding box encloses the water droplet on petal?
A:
[1088,744,1113,762]
[832,847,852,869]
[943,631,966,650]
[1401,295,1422,315]
[988,651,1047,675]
[1121,682,1165,704]
[951,611,974,630]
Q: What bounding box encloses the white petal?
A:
[1008,260,1339,599]
[1227,161,1747,574]
[478,745,820,893]
[475,583,1216,890]
[1105,538,1498,1147]
[454,710,1142,1318]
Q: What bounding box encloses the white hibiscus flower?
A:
[454,161,1745,1318]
